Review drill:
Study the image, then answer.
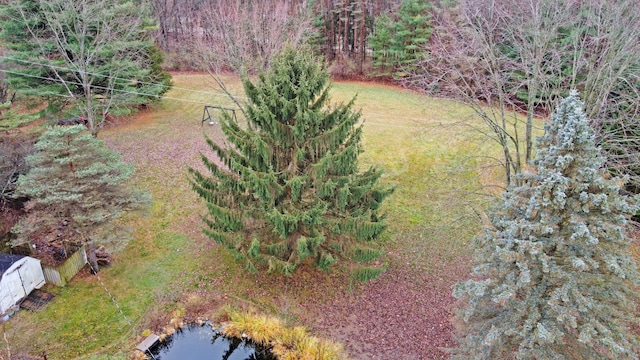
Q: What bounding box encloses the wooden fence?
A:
[41,245,88,286]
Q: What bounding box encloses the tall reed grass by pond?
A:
[148,321,277,360]
[2,73,510,359]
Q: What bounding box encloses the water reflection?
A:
[149,322,276,360]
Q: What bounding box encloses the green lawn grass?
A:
[2,74,503,359]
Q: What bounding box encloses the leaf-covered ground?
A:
[102,74,491,359]
[5,73,495,359]
[304,259,470,359]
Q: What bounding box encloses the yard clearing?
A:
[3,73,499,359]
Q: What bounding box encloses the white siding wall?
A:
[0,258,46,313]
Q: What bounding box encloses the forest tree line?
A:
[149,0,640,189]
[2,0,638,192]
[149,0,415,75]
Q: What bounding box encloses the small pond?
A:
[148,322,277,360]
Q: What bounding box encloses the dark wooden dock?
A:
[136,334,160,353]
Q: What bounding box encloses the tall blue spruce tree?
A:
[453,91,640,359]
[189,47,393,278]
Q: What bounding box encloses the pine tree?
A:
[392,0,431,72]
[0,0,172,136]
[13,125,150,271]
[453,91,640,359]
[369,13,395,74]
[369,0,432,77]
[189,46,393,278]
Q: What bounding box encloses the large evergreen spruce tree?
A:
[189,47,393,277]
[453,91,640,359]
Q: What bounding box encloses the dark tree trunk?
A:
[358,0,366,73]
[87,242,99,274]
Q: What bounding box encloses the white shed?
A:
[0,254,46,313]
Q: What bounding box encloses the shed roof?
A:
[0,254,26,276]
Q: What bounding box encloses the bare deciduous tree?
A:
[1,0,170,136]
[151,0,398,75]
[567,0,640,190]
[150,0,313,74]
[197,0,313,74]
[409,0,640,188]
[407,0,571,186]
